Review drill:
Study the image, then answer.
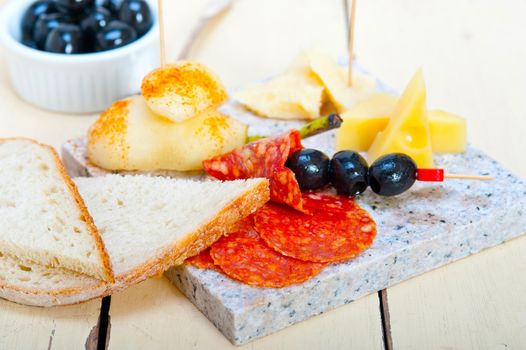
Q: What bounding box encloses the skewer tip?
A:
[444,174,494,181]
[417,169,493,182]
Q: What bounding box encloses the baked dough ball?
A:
[88,95,247,171]
[141,61,228,123]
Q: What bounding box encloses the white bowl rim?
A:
[0,0,160,64]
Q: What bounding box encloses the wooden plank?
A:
[388,235,526,349]
[354,1,526,348]
[107,278,384,349]
[378,290,393,350]
[0,298,103,349]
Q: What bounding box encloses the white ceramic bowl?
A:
[0,0,160,114]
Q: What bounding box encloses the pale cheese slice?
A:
[307,50,377,113]
[235,72,324,120]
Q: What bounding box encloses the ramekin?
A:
[0,0,160,114]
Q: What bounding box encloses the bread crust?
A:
[0,274,108,307]
[0,177,269,307]
[0,138,115,283]
[119,178,270,285]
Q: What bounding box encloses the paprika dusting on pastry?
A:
[141,62,227,103]
[88,99,130,161]
[141,61,228,123]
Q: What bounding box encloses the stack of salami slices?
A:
[186,131,377,288]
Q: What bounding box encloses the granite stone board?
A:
[62,101,526,346]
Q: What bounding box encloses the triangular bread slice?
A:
[0,175,269,306]
[0,139,113,282]
[75,175,269,283]
[0,251,107,307]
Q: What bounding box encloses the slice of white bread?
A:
[75,175,269,283]
[0,139,113,282]
[0,175,269,306]
[0,251,106,307]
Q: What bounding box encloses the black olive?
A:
[53,0,95,15]
[118,0,152,37]
[81,6,113,35]
[22,38,39,49]
[32,13,72,49]
[94,20,137,51]
[286,149,330,191]
[21,0,58,42]
[96,0,123,14]
[45,24,86,54]
[368,153,417,196]
[329,151,369,196]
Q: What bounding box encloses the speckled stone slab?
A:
[62,101,526,346]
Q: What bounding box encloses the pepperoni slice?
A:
[210,218,327,288]
[185,248,217,270]
[254,194,376,263]
[302,192,358,218]
[269,168,304,212]
[203,130,306,212]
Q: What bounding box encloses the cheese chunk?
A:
[428,110,467,153]
[336,94,467,154]
[336,93,397,151]
[235,68,325,120]
[367,70,434,168]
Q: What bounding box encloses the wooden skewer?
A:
[158,0,166,67]
[347,0,357,86]
[444,174,494,181]
[417,169,493,182]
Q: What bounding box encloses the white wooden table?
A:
[0,0,525,349]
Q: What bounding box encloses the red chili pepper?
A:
[417,168,445,182]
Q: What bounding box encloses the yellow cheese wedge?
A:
[307,50,377,113]
[336,93,397,151]
[336,94,467,154]
[367,70,434,168]
[234,72,324,120]
[428,110,467,153]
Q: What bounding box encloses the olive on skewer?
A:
[329,151,369,196]
[368,153,417,196]
[286,149,331,191]
[286,148,492,197]
[249,115,491,197]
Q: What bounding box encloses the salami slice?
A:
[269,168,304,212]
[203,130,306,212]
[254,194,376,263]
[302,192,357,218]
[210,217,327,288]
[185,248,217,270]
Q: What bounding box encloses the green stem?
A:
[299,113,343,139]
[246,114,343,143]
